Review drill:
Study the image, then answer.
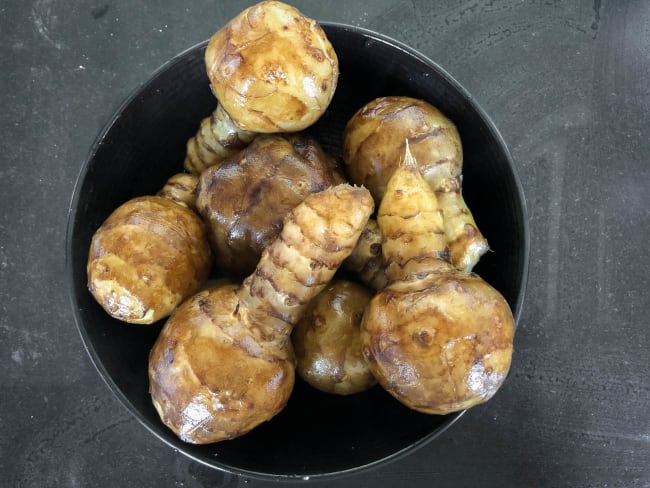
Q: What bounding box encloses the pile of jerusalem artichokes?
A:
[86,0,514,444]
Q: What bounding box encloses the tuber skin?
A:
[184,1,339,174]
[292,280,376,395]
[342,218,388,291]
[360,145,514,415]
[149,184,374,443]
[87,174,212,325]
[156,172,201,211]
[184,104,257,175]
[196,133,345,278]
[342,96,488,272]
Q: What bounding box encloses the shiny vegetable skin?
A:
[196,133,345,277]
[342,96,488,272]
[184,1,339,174]
[342,218,388,291]
[360,147,514,415]
[149,184,374,444]
[206,0,338,133]
[342,97,462,204]
[87,174,212,324]
[292,280,376,395]
[183,104,256,175]
[148,283,295,443]
[156,172,201,210]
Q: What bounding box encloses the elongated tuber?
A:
[342,96,488,272]
[360,145,514,415]
[156,172,201,211]
[196,133,345,277]
[184,1,339,174]
[149,184,374,443]
[292,280,376,395]
[87,174,212,324]
[184,105,257,175]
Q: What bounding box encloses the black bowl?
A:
[67,23,529,481]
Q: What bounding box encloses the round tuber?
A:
[87,173,212,324]
[196,133,345,277]
[292,280,376,395]
[184,1,339,174]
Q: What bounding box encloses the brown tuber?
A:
[292,280,376,395]
[360,144,514,415]
[87,174,212,325]
[342,96,488,272]
[148,184,374,443]
[342,218,388,291]
[196,133,345,277]
[184,1,339,174]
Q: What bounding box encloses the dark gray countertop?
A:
[2,1,648,487]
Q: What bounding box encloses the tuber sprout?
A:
[342,96,488,272]
[360,144,514,415]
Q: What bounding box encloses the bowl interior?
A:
[67,23,528,480]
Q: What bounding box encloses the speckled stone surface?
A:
[1,1,648,487]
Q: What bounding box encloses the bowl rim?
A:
[65,21,530,482]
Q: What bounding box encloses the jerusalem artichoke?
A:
[149,184,373,443]
[342,96,488,272]
[292,280,376,395]
[360,145,514,415]
[342,219,388,291]
[184,1,339,173]
[87,173,212,324]
[195,133,345,277]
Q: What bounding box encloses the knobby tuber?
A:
[184,1,339,174]
[342,218,388,291]
[87,174,212,324]
[156,172,201,211]
[360,144,514,415]
[292,280,376,395]
[196,133,345,277]
[184,105,256,175]
[342,96,488,272]
[149,184,374,443]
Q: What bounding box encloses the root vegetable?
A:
[342,219,388,291]
[156,172,201,211]
[184,104,257,175]
[292,280,376,395]
[360,145,514,415]
[196,133,345,277]
[87,174,212,325]
[342,96,488,272]
[149,184,374,443]
[184,1,339,174]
